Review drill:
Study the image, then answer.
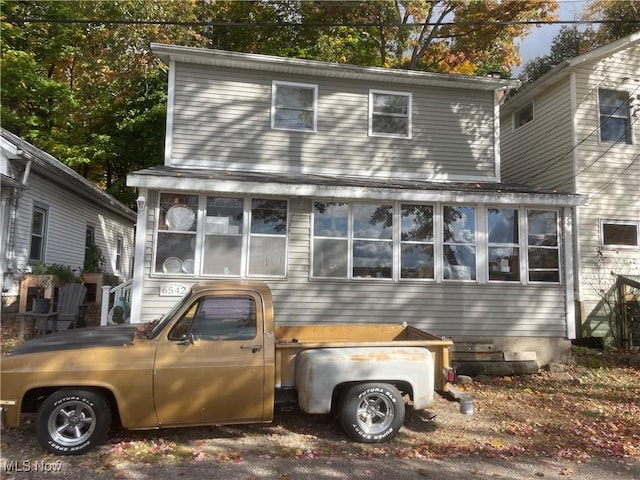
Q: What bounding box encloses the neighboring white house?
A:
[126,44,586,366]
[500,32,640,344]
[0,128,137,310]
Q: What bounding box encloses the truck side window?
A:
[189,296,257,341]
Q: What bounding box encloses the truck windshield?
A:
[146,291,193,339]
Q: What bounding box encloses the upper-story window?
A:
[272,81,317,132]
[598,89,632,144]
[29,206,48,263]
[115,236,123,272]
[601,220,639,248]
[514,102,534,129]
[369,90,411,138]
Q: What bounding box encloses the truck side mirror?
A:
[174,334,194,346]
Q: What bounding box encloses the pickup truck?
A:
[1,281,454,455]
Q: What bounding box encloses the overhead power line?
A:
[6,17,640,28]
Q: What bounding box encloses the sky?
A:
[514,0,588,76]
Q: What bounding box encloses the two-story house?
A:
[127,44,585,366]
[1,128,136,311]
[500,32,640,345]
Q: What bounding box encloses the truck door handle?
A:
[241,344,263,353]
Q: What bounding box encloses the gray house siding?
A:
[501,78,575,191]
[169,63,497,181]
[135,193,568,338]
[500,34,640,340]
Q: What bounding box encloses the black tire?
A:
[339,383,405,443]
[35,389,112,455]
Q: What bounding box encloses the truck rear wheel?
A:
[35,389,111,455]
[339,382,404,443]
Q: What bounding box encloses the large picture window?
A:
[272,81,317,132]
[598,89,632,144]
[527,210,560,283]
[369,90,411,138]
[154,193,288,278]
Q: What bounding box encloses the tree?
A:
[519,0,640,84]
[2,0,561,206]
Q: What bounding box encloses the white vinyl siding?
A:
[13,170,135,279]
[168,63,497,181]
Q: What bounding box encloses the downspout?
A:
[6,160,32,272]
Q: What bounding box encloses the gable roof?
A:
[151,43,521,92]
[1,128,136,221]
[502,31,640,112]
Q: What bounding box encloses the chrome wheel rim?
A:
[355,392,394,435]
[47,400,97,447]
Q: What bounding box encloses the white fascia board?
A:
[127,174,587,207]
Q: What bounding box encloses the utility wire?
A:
[6,17,640,28]
[588,154,640,199]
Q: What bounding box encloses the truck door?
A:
[153,293,266,426]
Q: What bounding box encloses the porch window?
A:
[154,193,288,278]
[369,90,411,138]
[29,206,48,263]
[155,193,198,274]
[601,220,639,248]
[598,89,632,144]
[312,201,434,281]
[488,208,520,282]
[272,81,317,132]
[443,205,476,281]
[527,210,560,283]
[401,204,434,279]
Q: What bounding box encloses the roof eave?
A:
[150,43,520,91]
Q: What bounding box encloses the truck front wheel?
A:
[35,389,112,455]
[339,383,405,443]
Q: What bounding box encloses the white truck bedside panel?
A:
[294,346,435,414]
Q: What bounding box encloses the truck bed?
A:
[274,324,453,391]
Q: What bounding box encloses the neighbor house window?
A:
[115,236,123,272]
[601,220,639,248]
[369,90,411,138]
[488,208,520,282]
[443,206,477,281]
[514,102,534,129]
[527,210,560,283]
[155,193,288,278]
[599,89,632,144]
[29,206,48,263]
[272,81,317,131]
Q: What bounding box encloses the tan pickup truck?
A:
[1,281,454,455]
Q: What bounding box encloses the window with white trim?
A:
[29,206,48,263]
[115,236,123,272]
[598,89,632,144]
[272,81,317,131]
[443,205,477,281]
[401,204,434,279]
[527,210,560,283]
[601,220,639,248]
[514,102,534,129]
[369,90,411,138]
[154,193,288,278]
[487,208,520,282]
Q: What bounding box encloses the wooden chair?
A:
[52,283,89,331]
